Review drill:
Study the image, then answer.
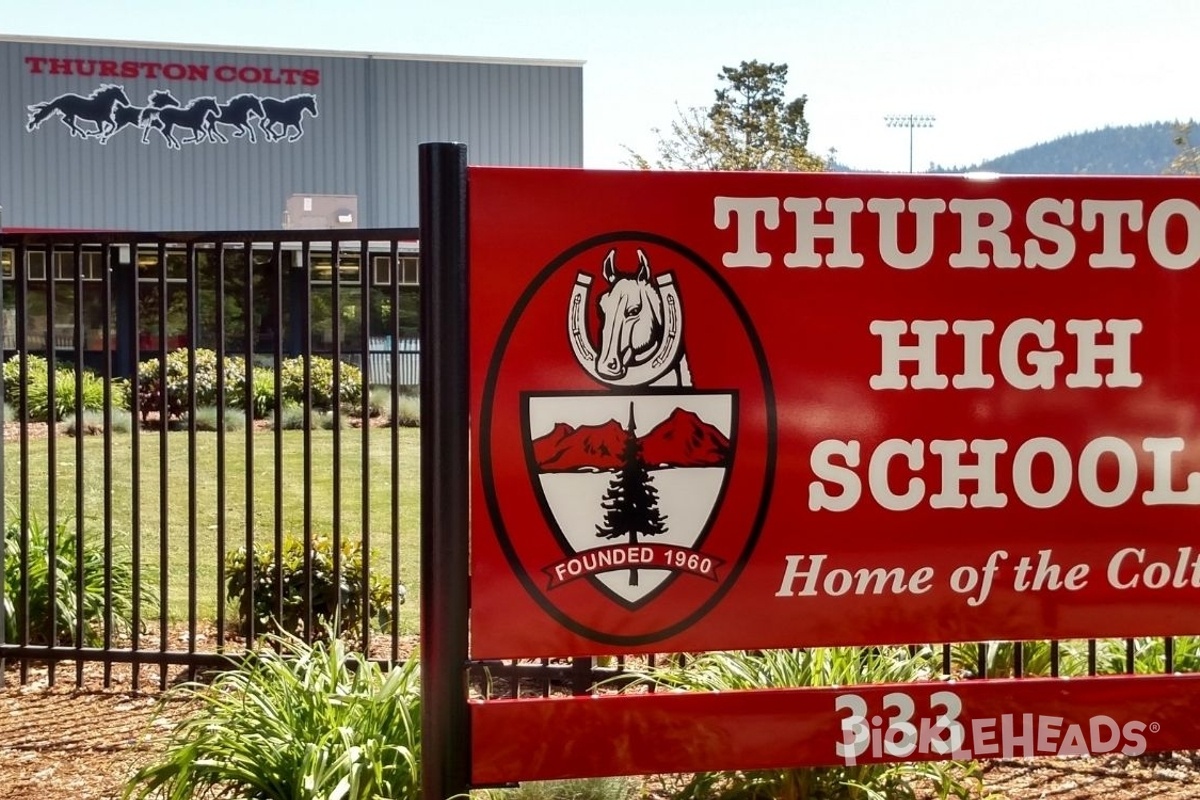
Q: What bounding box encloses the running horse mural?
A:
[204,94,266,143]
[26,84,131,139]
[95,90,181,145]
[24,85,319,147]
[154,97,221,149]
[259,94,319,143]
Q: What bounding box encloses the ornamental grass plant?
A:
[478,777,641,800]
[123,632,421,800]
[3,514,144,646]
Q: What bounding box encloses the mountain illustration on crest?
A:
[533,408,730,472]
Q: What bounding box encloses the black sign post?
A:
[418,142,471,800]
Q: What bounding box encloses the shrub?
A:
[394,396,420,427]
[313,410,343,430]
[135,350,365,421]
[3,353,48,407]
[1086,637,1200,676]
[6,355,131,419]
[137,348,193,421]
[279,355,364,412]
[249,370,278,419]
[1143,635,1200,673]
[368,386,392,419]
[482,778,640,800]
[23,374,52,422]
[948,639,1094,679]
[274,403,310,430]
[269,405,342,430]
[24,368,108,422]
[622,648,985,800]
[64,407,133,436]
[187,405,247,432]
[111,377,134,411]
[225,534,400,641]
[3,514,147,646]
[137,348,247,422]
[123,633,421,800]
[108,407,135,434]
[217,355,248,409]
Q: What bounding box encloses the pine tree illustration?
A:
[596,402,668,586]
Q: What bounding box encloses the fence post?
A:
[113,256,136,378]
[419,142,471,800]
[0,230,5,684]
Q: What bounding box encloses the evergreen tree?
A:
[625,60,826,172]
[596,402,668,586]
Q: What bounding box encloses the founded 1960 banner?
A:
[469,167,1200,660]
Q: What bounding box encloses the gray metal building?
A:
[0,34,584,231]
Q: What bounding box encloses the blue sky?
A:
[3,0,1195,172]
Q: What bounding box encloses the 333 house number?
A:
[835,691,966,760]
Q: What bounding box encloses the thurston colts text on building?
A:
[24,55,320,86]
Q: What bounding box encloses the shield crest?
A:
[525,391,736,608]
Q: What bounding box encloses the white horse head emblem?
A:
[569,248,691,387]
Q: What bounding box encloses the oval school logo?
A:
[480,233,776,647]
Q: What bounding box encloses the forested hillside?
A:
[928,121,1188,175]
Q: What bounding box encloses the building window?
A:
[372,255,419,286]
[53,250,105,281]
[374,255,422,286]
[2,248,114,353]
[372,255,391,285]
[400,256,418,285]
[310,251,361,284]
[136,251,192,351]
[26,251,47,281]
[137,250,189,282]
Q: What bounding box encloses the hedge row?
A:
[135,349,363,421]
[2,350,365,423]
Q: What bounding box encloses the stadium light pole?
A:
[884,114,936,173]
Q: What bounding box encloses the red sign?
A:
[470,168,1200,659]
[471,673,1200,784]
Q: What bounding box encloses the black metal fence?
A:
[0,228,423,689]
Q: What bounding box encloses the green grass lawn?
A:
[5,425,421,636]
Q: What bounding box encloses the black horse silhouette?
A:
[205,94,266,143]
[100,103,146,143]
[259,94,318,142]
[26,84,131,139]
[136,90,182,144]
[154,97,220,149]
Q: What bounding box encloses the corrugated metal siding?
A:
[368,58,583,225]
[0,38,583,230]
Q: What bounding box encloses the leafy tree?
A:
[627,60,826,172]
[596,403,667,586]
